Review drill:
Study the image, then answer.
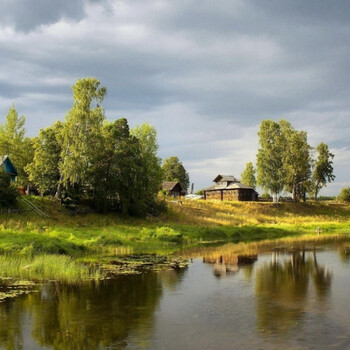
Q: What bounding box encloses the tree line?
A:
[0,78,189,215]
[241,120,335,201]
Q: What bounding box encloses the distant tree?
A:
[279,120,311,201]
[0,169,18,207]
[0,105,34,186]
[60,78,106,188]
[257,119,312,202]
[26,122,63,196]
[338,187,350,203]
[241,162,256,189]
[256,120,285,201]
[162,156,190,192]
[311,142,335,200]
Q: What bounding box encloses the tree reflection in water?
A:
[255,248,332,336]
[0,269,185,350]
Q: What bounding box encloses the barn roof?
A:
[162,181,185,191]
[0,155,18,176]
[204,182,257,192]
[213,174,239,183]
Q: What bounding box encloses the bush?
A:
[0,170,19,207]
[260,192,272,199]
[338,187,350,203]
[155,227,183,243]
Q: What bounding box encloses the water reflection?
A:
[0,270,185,350]
[203,254,257,278]
[255,248,332,336]
[1,240,350,350]
[338,243,350,264]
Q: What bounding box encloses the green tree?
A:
[26,122,63,196]
[92,118,144,214]
[279,120,311,201]
[60,78,106,188]
[312,142,335,200]
[131,123,163,199]
[162,156,189,192]
[0,105,34,186]
[256,120,285,201]
[338,187,350,203]
[240,162,256,189]
[93,118,154,216]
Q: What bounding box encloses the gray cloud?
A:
[0,0,88,31]
[0,0,349,194]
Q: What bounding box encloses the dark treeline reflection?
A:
[0,269,186,350]
[255,249,332,336]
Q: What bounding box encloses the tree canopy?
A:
[162,156,190,192]
[22,78,165,216]
[312,142,335,200]
[0,106,33,187]
[240,162,256,189]
[256,119,333,201]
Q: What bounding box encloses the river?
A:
[0,240,350,349]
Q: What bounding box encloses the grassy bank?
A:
[0,196,349,283]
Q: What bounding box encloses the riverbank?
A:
[0,196,349,283]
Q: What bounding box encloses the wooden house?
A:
[0,155,18,182]
[162,181,186,197]
[203,174,258,201]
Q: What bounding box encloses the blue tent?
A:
[0,155,18,181]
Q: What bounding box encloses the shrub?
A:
[338,187,350,203]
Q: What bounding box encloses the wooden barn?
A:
[0,155,18,182]
[162,181,186,197]
[203,175,258,201]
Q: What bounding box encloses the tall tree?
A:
[0,105,33,186]
[162,156,190,192]
[60,78,106,187]
[240,162,256,189]
[101,118,147,215]
[26,122,63,196]
[256,120,285,201]
[312,142,335,200]
[131,123,163,199]
[279,120,311,201]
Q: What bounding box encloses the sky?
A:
[0,0,349,195]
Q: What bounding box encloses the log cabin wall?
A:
[205,190,222,200]
[222,189,239,201]
[205,188,257,201]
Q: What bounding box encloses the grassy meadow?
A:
[0,196,349,283]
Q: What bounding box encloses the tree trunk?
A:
[55,176,63,199]
[292,183,297,202]
[314,181,320,201]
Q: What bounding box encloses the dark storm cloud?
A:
[0,0,349,193]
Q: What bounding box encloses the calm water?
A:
[1,241,350,350]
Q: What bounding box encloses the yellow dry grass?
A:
[168,199,350,227]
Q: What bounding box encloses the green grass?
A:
[0,254,103,284]
[0,196,349,283]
